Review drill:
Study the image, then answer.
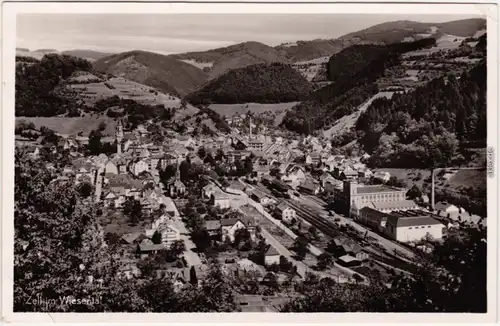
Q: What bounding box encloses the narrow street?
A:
[94,167,104,202]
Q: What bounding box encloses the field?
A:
[67,76,186,108]
[180,59,213,70]
[292,56,329,81]
[322,92,394,139]
[209,102,299,125]
[372,167,486,192]
[402,34,467,57]
[16,115,118,137]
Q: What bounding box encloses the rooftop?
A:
[338,255,359,263]
[356,185,405,194]
[386,213,443,228]
[369,200,418,211]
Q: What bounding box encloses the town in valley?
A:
[14,13,488,313]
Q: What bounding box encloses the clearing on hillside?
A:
[322,91,395,139]
[209,102,299,125]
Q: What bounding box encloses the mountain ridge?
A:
[93,50,208,97]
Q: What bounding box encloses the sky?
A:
[17,14,481,55]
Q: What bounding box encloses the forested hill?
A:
[281,38,436,134]
[357,60,486,168]
[185,63,313,105]
[326,38,436,84]
[15,54,93,117]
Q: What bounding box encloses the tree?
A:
[292,235,309,260]
[279,255,294,273]
[352,273,364,284]
[406,184,423,200]
[76,182,93,198]
[123,197,142,225]
[151,231,162,245]
[169,240,186,259]
[317,252,333,270]
[308,226,318,239]
[197,147,206,159]
[386,176,407,188]
[87,129,102,155]
[189,266,198,285]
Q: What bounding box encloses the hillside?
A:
[356,60,486,168]
[185,63,312,105]
[93,50,208,96]
[340,18,486,44]
[170,41,289,78]
[281,33,484,136]
[15,53,209,135]
[62,49,112,61]
[275,39,345,62]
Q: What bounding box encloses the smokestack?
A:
[249,116,252,139]
[431,169,435,211]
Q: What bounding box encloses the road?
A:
[260,228,351,282]
[94,167,104,202]
[171,214,203,267]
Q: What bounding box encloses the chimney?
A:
[431,169,435,211]
[249,116,252,139]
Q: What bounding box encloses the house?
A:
[212,190,231,209]
[319,172,337,187]
[250,190,276,206]
[104,159,119,175]
[373,171,391,183]
[236,258,265,275]
[298,180,322,195]
[264,246,280,265]
[129,158,149,176]
[221,216,256,242]
[275,202,296,223]
[305,152,321,165]
[103,189,127,208]
[337,255,362,267]
[329,236,369,261]
[357,167,373,179]
[384,211,444,242]
[164,153,178,166]
[282,165,306,186]
[340,166,358,180]
[111,156,128,174]
[157,223,181,247]
[205,220,222,239]
[121,232,148,245]
[168,177,186,198]
[137,241,167,259]
[203,183,220,199]
[434,202,460,217]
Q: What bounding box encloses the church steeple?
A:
[116,119,124,154]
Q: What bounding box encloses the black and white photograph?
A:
[3,2,497,320]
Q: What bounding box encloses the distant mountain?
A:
[16,47,30,52]
[340,18,486,44]
[34,48,59,53]
[185,63,312,105]
[170,41,290,78]
[62,49,112,61]
[276,38,364,62]
[93,50,208,97]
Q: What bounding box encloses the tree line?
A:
[16,54,93,117]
